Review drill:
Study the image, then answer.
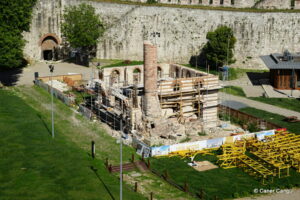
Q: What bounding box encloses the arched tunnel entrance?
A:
[39,33,60,60]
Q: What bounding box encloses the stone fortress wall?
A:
[24,0,300,69]
[127,0,255,8]
[124,0,300,9]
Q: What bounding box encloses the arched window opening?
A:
[133,68,141,85]
[186,71,191,78]
[175,68,180,78]
[157,67,163,78]
[111,70,120,84]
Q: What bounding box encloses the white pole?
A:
[51,70,54,138]
[120,117,123,200]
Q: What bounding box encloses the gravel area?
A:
[0,61,96,86]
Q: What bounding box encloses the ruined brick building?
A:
[95,42,220,145]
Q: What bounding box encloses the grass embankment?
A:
[0,86,192,200]
[0,88,143,200]
[249,97,300,113]
[150,154,300,199]
[182,64,267,80]
[99,60,144,69]
[220,86,246,97]
[239,107,300,134]
[227,68,268,80]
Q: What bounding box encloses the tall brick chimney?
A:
[143,41,161,117]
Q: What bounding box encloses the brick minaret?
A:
[143,41,161,117]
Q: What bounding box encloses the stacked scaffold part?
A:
[250,130,300,176]
[217,140,275,184]
[167,148,218,161]
[217,129,300,184]
[217,141,246,169]
[154,130,300,184]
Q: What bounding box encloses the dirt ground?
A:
[0,61,97,86]
[192,161,218,172]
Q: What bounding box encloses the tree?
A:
[202,26,236,68]
[0,29,25,69]
[0,0,37,69]
[61,3,105,60]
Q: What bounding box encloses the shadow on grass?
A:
[37,114,52,136]
[0,59,28,86]
[90,166,115,200]
[0,67,23,86]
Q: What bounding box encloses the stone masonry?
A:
[24,0,300,69]
[255,0,291,10]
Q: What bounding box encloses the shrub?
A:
[233,192,239,198]
[198,131,207,136]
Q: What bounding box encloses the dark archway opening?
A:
[43,50,53,60]
[40,35,59,61]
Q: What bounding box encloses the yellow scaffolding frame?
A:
[153,130,300,183]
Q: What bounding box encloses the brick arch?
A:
[133,67,141,84]
[111,68,121,75]
[157,66,163,78]
[111,69,121,83]
[133,67,141,73]
[39,33,61,60]
[39,33,61,46]
[175,67,181,78]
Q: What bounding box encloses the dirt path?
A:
[220,92,300,119]
[0,62,95,86]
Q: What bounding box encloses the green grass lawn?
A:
[182,64,267,81]
[250,97,300,113]
[239,107,300,134]
[1,85,192,200]
[150,154,300,199]
[100,60,144,69]
[227,68,268,80]
[0,88,144,200]
[220,86,246,97]
[182,64,219,76]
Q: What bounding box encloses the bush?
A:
[198,131,207,136]
[242,191,250,197]
[147,0,157,3]
[233,192,239,198]
[124,60,131,64]
[248,123,260,132]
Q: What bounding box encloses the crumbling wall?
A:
[100,65,144,86]
[295,0,300,9]
[158,70,220,128]
[255,0,291,10]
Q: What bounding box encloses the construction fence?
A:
[35,79,74,106]
[151,129,276,157]
[218,105,281,130]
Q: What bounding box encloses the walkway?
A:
[220,92,300,119]
[0,61,98,86]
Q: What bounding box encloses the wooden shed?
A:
[261,51,300,90]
